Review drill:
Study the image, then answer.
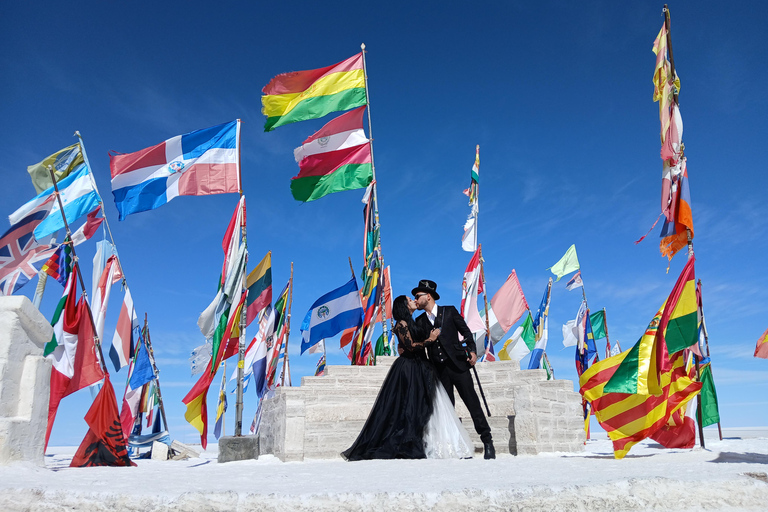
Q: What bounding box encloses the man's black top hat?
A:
[411,279,440,301]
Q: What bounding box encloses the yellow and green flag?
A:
[27,143,84,193]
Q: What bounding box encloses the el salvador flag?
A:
[300,277,363,354]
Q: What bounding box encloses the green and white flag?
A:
[547,244,580,281]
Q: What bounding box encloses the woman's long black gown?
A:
[341,321,436,460]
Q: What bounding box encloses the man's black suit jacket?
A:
[415,305,475,372]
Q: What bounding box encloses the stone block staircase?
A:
[258,356,585,461]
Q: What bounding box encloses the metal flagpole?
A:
[360,43,390,350]
[235,128,247,436]
[47,166,109,375]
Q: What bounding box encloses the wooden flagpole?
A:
[47,166,108,375]
[602,308,613,359]
[360,43,391,351]
[280,262,294,386]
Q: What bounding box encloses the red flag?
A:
[71,375,136,467]
[45,266,105,449]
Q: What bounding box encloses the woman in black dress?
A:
[342,295,472,461]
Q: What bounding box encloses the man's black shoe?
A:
[483,441,496,459]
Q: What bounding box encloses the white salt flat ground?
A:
[2,428,768,511]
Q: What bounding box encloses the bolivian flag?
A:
[262,53,367,132]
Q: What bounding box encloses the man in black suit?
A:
[412,279,495,459]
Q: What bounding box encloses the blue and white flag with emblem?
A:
[300,277,363,354]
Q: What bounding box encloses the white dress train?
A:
[423,381,474,458]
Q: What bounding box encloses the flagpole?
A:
[47,166,109,375]
[664,5,703,448]
[281,262,294,387]
[221,360,227,436]
[235,196,247,436]
[602,307,612,359]
[478,244,492,361]
[144,315,169,434]
[360,43,391,353]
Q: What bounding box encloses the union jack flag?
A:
[0,210,58,296]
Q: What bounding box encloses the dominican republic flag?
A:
[0,205,57,296]
[110,120,240,220]
[9,164,100,241]
[300,277,363,354]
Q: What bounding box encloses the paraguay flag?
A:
[110,121,240,220]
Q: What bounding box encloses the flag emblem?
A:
[317,305,330,319]
[169,161,186,173]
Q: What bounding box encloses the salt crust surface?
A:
[1,435,767,511]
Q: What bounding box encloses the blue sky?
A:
[2,1,767,446]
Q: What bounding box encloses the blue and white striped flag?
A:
[300,277,363,354]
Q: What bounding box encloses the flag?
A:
[462,146,480,252]
[291,142,373,202]
[372,265,393,328]
[698,362,720,427]
[70,375,135,467]
[590,309,607,340]
[659,159,694,262]
[110,120,240,220]
[119,330,154,439]
[350,256,382,365]
[27,143,85,193]
[575,309,597,376]
[479,306,506,345]
[92,255,123,343]
[10,164,100,241]
[41,240,72,287]
[69,206,104,246]
[499,313,535,362]
[565,270,583,291]
[460,248,487,335]
[109,286,139,372]
[300,277,364,354]
[231,306,274,397]
[245,251,272,326]
[213,367,228,440]
[266,284,290,391]
[315,354,326,376]
[547,244,580,282]
[653,256,697,382]
[580,339,701,459]
[262,53,366,132]
[45,266,105,449]
[562,301,587,348]
[43,266,76,357]
[293,105,368,163]
[528,279,552,370]
[0,205,57,296]
[755,327,768,359]
[490,269,528,332]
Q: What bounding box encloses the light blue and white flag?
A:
[300,277,363,354]
[9,164,100,241]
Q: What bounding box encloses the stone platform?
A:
[258,357,585,461]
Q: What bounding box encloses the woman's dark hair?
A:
[392,295,420,339]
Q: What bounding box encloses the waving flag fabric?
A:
[547,244,580,282]
[565,271,583,291]
[110,121,240,220]
[460,247,487,335]
[246,251,273,326]
[27,143,85,193]
[462,146,480,252]
[490,269,528,332]
[300,277,363,353]
[291,142,373,203]
[293,105,368,163]
[0,205,57,296]
[262,53,367,132]
[499,312,535,362]
[45,266,105,449]
[109,287,138,372]
[755,328,768,359]
[10,164,100,241]
[528,279,552,370]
